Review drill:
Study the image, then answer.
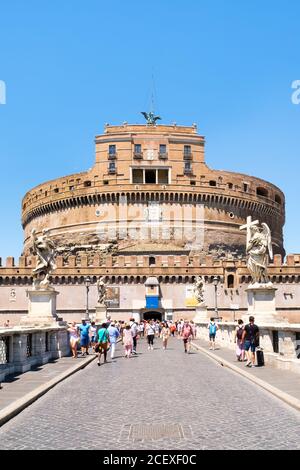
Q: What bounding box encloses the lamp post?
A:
[213,276,220,319]
[85,276,91,320]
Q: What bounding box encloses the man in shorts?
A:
[181,320,194,354]
[242,316,259,367]
[207,317,218,350]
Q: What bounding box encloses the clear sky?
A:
[0,0,299,260]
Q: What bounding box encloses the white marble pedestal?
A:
[245,283,278,324]
[94,304,107,324]
[20,288,63,327]
[193,304,208,323]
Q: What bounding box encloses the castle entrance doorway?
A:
[141,309,164,321]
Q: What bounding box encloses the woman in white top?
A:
[68,322,79,358]
[145,321,156,350]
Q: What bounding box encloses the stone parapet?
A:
[0,326,70,382]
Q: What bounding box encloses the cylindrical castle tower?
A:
[21,123,285,260]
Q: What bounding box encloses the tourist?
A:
[96,322,110,366]
[123,324,133,358]
[145,320,156,350]
[78,318,90,356]
[129,318,139,354]
[181,320,194,353]
[68,321,79,358]
[170,321,176,337]
[234,319,245,361]
[207,317,218,350]
[160,322,170,350]
[154,321,160,338]
[190,320,197,339]
[138,321,145,337]
[3,320,10,328]
[89,321,97,352]
[242,316,259,368]
[107,321,120,359]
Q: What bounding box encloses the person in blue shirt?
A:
[78,318,90,356]
[207,317,218,350]
[107,322,120,359]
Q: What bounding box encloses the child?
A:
[123,324,133,358]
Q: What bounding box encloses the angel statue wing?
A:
[141,112,149,121]
[261,223,273,260]
[153,115,161,123]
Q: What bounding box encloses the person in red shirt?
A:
[181,320,194,354]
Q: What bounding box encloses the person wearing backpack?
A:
[242,316,260,367]
[96,323,110,366]
[234,319,245,361]
[207,318,218,350]
[181,320,194,354]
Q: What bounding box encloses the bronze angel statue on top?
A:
[141,111,161,125]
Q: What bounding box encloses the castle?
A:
[1,122,299,323]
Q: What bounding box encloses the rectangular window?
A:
[158,169,169,184]
[134,144,142,154]
[108,162,116,172]
[184,145,191,155]
[109,144,116,155]
[184,162,191,171]
[145,170,156,184]
[132,169,143,184]
[159,144,167,154]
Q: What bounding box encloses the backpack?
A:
[236,326,244,340]
[209,323,217,335]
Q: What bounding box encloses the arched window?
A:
[275,194,282,205]
[256,187,268,198]
[227,274,234,289]
[149,256,156,266]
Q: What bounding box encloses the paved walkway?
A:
[0,337,299,450]
[0,355,95,424]
[191,338,300,402]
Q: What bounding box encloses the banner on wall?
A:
[106,287,120,308]
[185,286,198,307]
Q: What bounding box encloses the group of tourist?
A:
[67,315,260,368]
[207,315,260,368]
[67,317,198,365]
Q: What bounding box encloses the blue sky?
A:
[0,0,299,260]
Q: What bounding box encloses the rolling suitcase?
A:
[256,348,265,367]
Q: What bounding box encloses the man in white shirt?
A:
[129,318,139,354]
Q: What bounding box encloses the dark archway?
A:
[142,309,164,321]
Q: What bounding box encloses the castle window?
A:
[257,187,268,198]
[109,144,116,155]
[159,144,167,159]
[103,180,109,185]
[108,162,116,174]
[149,256,156,266]
[145,170,156,184]
[69,185,75,191]
[54,188,59,193]
[243,183,248,192]
[184,145,191,155]
[275,194,282,205]
[132,169,143,184]
[228,183,233,189]
[134,144,142,159]
[190,180,196,185]
[84,181,91,187]
[157,169,169,184]
[227,274,234,288]
[184,162,192,174]
[209,180,216,187]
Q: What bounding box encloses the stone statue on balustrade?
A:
[31,228,57,290]
[96,276,107,305]
[193,276,205,305]
[246,223,273,286]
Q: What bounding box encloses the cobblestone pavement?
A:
[0,337,299,450]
